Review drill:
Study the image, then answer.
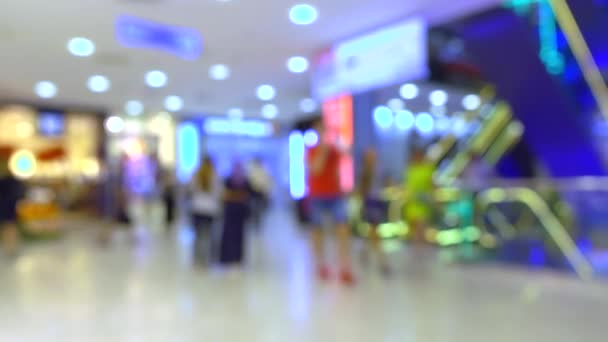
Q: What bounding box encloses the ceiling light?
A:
[125,100,144,116]
[399,83,419,100]
[164,96,184,112]
[387,98,405,112]
[87,75,110,93]
[299,98,317,113]
[429,90,448,106]
[35,81,57,99]
[209,64,230,80]
[289,4,319,25]
[415,112,435,134]
[105,116,125,134]
[68,37,95,57]
[227,108,244,119]
[395,110,415,131]
[462,94,481,110]
[145,70,168,88]
[287,56,309,73]
[373,106,393,129]
[257,84,276,101]
[303,129,319,147]
[261,104,279,119]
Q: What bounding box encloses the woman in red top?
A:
[306,118,355,286]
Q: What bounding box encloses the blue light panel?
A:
[177,122,200,183]
[116,15,203,60]
[289,132,306,199]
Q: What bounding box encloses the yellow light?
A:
[9,149,37,179]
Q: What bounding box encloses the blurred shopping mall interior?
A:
[2,0,608,340]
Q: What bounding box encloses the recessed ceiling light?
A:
[209,64,230,80]
[462,94,481,110]
[287,56,309,73]
[429,90,448,106]
[105,116,125,134]
[35,81,57,99]
[145,70,168,88]
[289,4,319,25]
[164,95,184,112]
[299,98,317,113]
[227,108,244,119]
[373,105,393,129]
[125,100,144,116]
[261,104,279,119]
[256,84,276,101]
[87,75,110,93]
[68,37,95,57]
[415,112,435,134]
[399,83,419,100]
[387,98,405,112]
[395,110,415,131]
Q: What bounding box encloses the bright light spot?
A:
[145,70,168,88]
[303,129,319,147]
[462,94,481,110]
[289,4,319,26]
[16,122,34,138]
[261,103,279,119]
[435,116,451,133]
[164,95,184,112]
[35,81,57,99]
[203,118,273,137]
[400,83,419,100]
[105,116,125,134]
[373,106,393,129]
[416,112,434,134]
[177,122,200,182]
[227,108,244,119]
[9,150,37,179]
[452,117,468,136]
[125,100,144,116]
[67,37,95,57]
[289,131,306,199]
[395,110,415,131]
[87,75,110,93]
[257,84,276,101]
[429,90,448,106]
[387,98,405,112]
[299,98,317,113]
[287,56,309,73]
[209,64,230,80]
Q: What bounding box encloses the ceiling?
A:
[0,0,501,121]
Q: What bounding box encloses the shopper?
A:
[306,118,355,285]
[190,157,222,266]
[0,148,24,256]
[247,157,271,231]
[359,148,390,275]
[162,169,176,230]
[403,148,436,243]
[219,161,254,267]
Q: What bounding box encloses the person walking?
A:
[306,118,355,285]
[247,157,271,231]
[219,161,254,267]
[190,157,222,266]
[0,148,24,256]
[404,148,436,243]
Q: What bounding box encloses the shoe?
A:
[317,265,331,281]
[339,270,356,286]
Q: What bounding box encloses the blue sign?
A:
[116,15,203,60]
[38,112,64,137]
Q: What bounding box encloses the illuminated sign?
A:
[38,112,64,137]
[312,18,428,100]
[116,15,203,60]
[203,118,273,138]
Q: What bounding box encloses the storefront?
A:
[0,104,105,237]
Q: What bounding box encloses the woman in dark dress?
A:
[0,149,24,255]
[219,162,254,266]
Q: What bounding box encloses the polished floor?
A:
[0,209,607,342]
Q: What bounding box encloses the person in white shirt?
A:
[190,157,222,266]
[247,158,272,230]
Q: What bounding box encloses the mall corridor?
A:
[0,209,606,342]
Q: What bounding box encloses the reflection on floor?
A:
[0,209,607,342]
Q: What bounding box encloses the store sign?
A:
[203,118,273,138]
[312,18,429,100]
[116,15,203,60]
